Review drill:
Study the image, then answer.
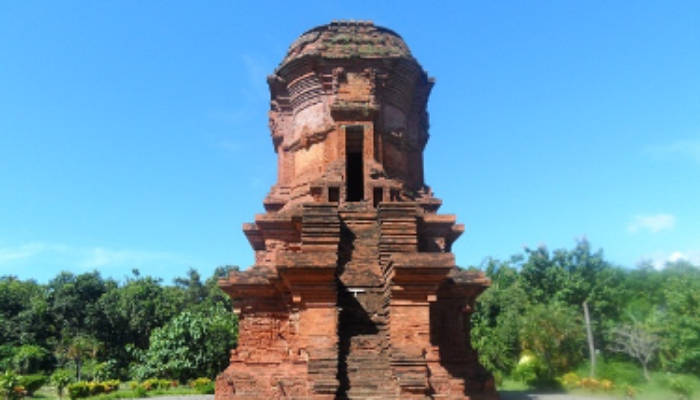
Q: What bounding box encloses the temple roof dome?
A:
[278,20,415,70]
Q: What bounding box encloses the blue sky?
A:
[1,1,699,283]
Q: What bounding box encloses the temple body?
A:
[216,21,497,400]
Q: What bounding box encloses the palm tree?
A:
[55,335,101,381]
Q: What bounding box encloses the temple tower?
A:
[216,21,497,400]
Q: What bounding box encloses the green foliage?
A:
[471,240,641,383]
[609,318,659,380]
[596,360,645,385]
[92,267,235,372]
[664,374,698,400]
[11,345,50,375]
[132,304,238,382]
[66,381,90,399]
[0,277,52,350]
[132,385,147,398]
[669,380,695,400]
[55,335,102,381]
[50,370,73,399]
[520,246,567,305]
[93,274,180,367]
[189,378,214,394]
[0,268,240,391]
[66,380,120,400]
[0,370,25,400]
[657,262,700,375]
[17,374,47,396]
[93,360,119,382]
[471,258,527,376]
[5,248,700,391]
[0,347,14,372]
[139,378,172,391]
[559,372,580,389]
[519,301,585,377]
[47,272,115,340]
[512,352,540,383]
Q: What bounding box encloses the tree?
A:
[610,321,659,381]
[0,370,24,400]
[173,268,207,306]
[11,345,49,375]
[50,370,72,400]
[519,301,585,378]
[471,257,527,376]
[519,246,567,305]
[657,261,700,374]
[132,304,238,382]
[0,277,51,349]
[94,274,180,369]
[55,335,101,381]
[47,271,114,340]
[201,266,239,312]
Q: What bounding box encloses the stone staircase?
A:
[344,334,398,399]
[337,207,399,399]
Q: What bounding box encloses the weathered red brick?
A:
[216,21,497,400]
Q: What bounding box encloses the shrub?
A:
[140,378,171,391]
[102,380,120,393]
[18,374,47,396]
[67,382,90,400]
[669,376,695,400]
[67,380,121,399]
[86,382,104,395]
[600,379,614,391]
[623,384,637,399]
[51,370,73,399]
[559,372,580,388]
[11,386,27,400]
[133,306,237,382]
[93,360,119,382]
[132,385,147,398]
[579,377,600,390]
[0,370,25,400]
[190,377,213,394]
[197,382,215,394]
[597,360,645,385]
[512,352,540,383]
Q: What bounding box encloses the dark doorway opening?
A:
[346,127,364,201]
[329,187,340,203]
[373,187,383,207]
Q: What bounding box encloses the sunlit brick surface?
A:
[215,21,497,400]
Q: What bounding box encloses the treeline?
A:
[0,267,238,383]
[2,241,700,389]
[470,239,700,385]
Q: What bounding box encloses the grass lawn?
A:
[27,373,700,400]
[498,372,700,400]
[32,384,203,400]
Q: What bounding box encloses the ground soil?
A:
[132,393,615,400]
[500,392,614,400]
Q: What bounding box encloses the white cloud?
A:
[638,249,700,270]
[647,138,700,165]
[627,214,676,234]
[0,242,67,264]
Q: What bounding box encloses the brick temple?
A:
[215,21,497,400]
